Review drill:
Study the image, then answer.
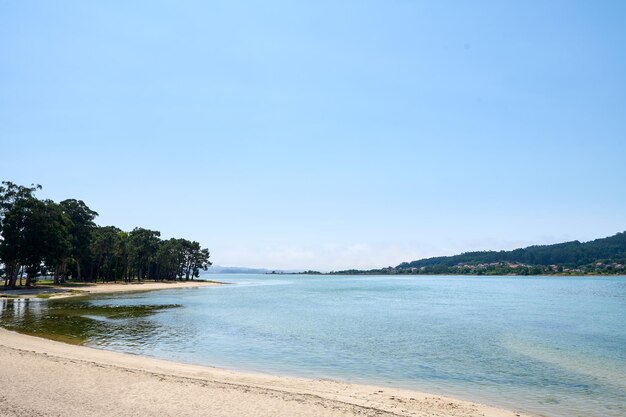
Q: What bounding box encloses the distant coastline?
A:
[298,231,626,276]
[296,270,626,277]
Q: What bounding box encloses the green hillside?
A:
[395,232,626,275]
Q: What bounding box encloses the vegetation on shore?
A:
[0,181,212,288]
[307,232,626,276]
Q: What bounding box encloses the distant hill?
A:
[330,232,626,276]
[394,232,626,275]
[202,265,299,274]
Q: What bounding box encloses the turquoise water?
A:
[3,275,626,416]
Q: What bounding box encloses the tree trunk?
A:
[6,263,18,288]
[60,259,67,283]
[25,272,33,287]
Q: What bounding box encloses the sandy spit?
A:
[0,328,531,417]
[68,280,224,294]
[0,280,223,299]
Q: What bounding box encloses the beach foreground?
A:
[0,328,529,417]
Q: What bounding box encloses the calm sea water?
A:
[2,274,626,417]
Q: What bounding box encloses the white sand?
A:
[70,280,223,294]
[0,280,222,299]
[0,328,531,417]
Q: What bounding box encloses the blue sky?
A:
[1,1,625,270]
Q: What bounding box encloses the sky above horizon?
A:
[2,1,626,271]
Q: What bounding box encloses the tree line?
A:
[321,232,626,276]
[0,181,211,287]
[396,232,626,271]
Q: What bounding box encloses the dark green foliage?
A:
[90,226,125,282]
[0,182,212,286]
[0,183,75,286]
[0,182,43,286]
[395,232,626,274]
[329,233,626,276]
[128,227,162,280]
[59,199,98,280]
[0,194,72,286]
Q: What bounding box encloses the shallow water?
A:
[2,275,625,417]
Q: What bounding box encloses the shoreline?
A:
[304,273,626,277]
[0,279,225,299]
[0,327,532,417]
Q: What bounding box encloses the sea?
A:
[2,274,625,417]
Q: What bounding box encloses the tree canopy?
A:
[0,181,211,287]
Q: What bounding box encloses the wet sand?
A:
[0,328,531,417]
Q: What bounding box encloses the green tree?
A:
[1,198,71,287]
[127,228,161,280]
[155,238,184,280]
[1,182,213,286]
[90,226,123,282]
[0,182,41,286]
[181,240,212,280]
[59,199,98,281]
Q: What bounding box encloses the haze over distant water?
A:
[2,1,626,270]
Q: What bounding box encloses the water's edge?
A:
[2,275,625,417]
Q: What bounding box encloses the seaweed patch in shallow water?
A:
[0,298,181,345]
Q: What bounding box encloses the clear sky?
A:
[1,1,625,271]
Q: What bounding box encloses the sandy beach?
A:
[0,280,223,299]
[0,328,530,417]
